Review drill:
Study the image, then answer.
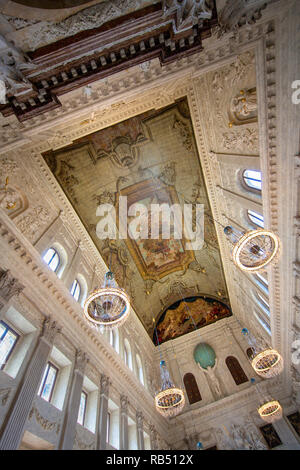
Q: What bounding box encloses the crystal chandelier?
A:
[154,360,185,418]
[258,400,282,423]
[83,271,130,329]
[242,328,283,378]
[250,378,282,424]
[224,226,280,272]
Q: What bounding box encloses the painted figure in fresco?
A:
[155,297,231,344]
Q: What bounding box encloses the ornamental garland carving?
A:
[29,406,60,434]
[74,432,95,450]
[222,128,258,151]
[0,388,11,406]
[16,205,51,241]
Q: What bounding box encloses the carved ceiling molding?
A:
[0,2,217,120]
[0,17,273,149]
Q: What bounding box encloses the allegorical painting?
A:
[154,296,231,344]
[116,179,195,281]
[42,98,230,339]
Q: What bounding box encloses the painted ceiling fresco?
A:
[155,296,231,345]
[43,98,230,340]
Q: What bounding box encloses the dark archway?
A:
[226,356,248,385]
[183,373,202,404]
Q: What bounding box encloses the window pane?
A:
[256,292,270,315]
[0,323,18,369]
[70,280,81,302]
[77,391,87,426]
[243,170,262,191]
[106,412,111,443]
[248,210,264,228]
[43,248,60,272]
[39,363,58,402]
[256,272,268,287]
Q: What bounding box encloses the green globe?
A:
[193,343,216,369]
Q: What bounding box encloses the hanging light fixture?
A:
[155,360,185,418]
[250,378,283,424]
[224,225,280,272]
[83,270,130,330]
[153,319,185,418]
[242,327,283,378]
[258,400,282,423]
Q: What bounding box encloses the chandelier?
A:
[224,226,280,272]
[83,270,130,329]
[242,328,283,378]
[154,360,185,418]
[258,400,282,423]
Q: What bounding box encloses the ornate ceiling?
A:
[43,98,230,338]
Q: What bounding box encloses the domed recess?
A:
[193,343,216,369]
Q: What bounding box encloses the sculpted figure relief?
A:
[198,359,223,399]
[0,35,34,104]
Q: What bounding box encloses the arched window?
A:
[243,170,262,192]
[183,373,202,404]
[254,291,270,316]
[247,210,264,228]
[246,347,254,359]
[254,272,269,295]
[43,247,60,272]
[70,279,81,302]
[124,339,132,370]
[136,354,144,385]
[254,310,271,335]
[225,356,248,385]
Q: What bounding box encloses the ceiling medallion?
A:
[224,226,281,272]
[257,400,283,423]
[242,328,283,378]
[155,360,185,418]
[83,271,130,330]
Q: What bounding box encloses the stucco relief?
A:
[16,205,51,242]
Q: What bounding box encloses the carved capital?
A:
[100,373,110,396]
[0,269,24,301]
[120,394,129,413]
[218,0,271,32]
[41,317,61,345]
[136,410,144,428]
[74,349,89,374]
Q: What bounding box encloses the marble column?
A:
[149,423,158,450]
[136,410,145,450]
[96,373,110,450]
[0,269,24,317]
[59,349,88,450]
[0,318,60,450]
[119,394,129,450]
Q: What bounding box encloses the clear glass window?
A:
[77,391,87,426]
[70,279,81,302]
[106,411,111,443]
[247,210,264,228]
[38,362,58,402]
[0,321,19,370]
[243,170,262,191]
[43,248,60,272]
